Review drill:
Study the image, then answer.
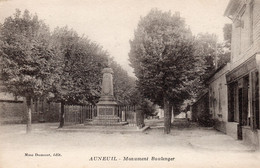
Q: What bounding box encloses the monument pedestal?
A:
[93,100,120,125]
[87,67,127,126]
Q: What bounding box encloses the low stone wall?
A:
[215,121,260,150]
[242,126,259,149]
[0,101,26,124]
[214,120,226,134]
[226,122,239,139]
[0,100,60,124]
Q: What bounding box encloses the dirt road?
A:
[0,119,259,168]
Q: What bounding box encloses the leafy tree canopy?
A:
[0,9,56,99]
[50,26,109,105]
[129,9,198,133]
[110,60,137,105]
[129,9,196,106]
[0,9,59,132]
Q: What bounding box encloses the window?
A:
[256,71,259,129]
[239,8,246,54]
[218,83,222,115]
[228,82,239,122]
[249,1,254,44]
[242,76,249,126]
[252,71,259,129]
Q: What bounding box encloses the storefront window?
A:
[253,71,259,129]
[228,82,239,122]
[241,76,249,126]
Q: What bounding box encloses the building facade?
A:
[0,77,27,124]
[225,0,260,148]
[191,91,211,126]
[0,79,60,124]
[208,64,231,134]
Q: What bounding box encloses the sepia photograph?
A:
[0,0,260,167]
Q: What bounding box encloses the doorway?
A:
[238,88,243,140]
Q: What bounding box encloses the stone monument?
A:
[91,67,125,125]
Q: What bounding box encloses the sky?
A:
[0,0,231,76]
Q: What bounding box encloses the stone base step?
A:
[84,121,128,126]
[85,116,128,126]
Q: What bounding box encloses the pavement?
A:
[0,118,259,168]
[0,118,256,152]
[145,118,256,152]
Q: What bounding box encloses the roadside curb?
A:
[55,125,150,134]
[189,142,256,152]
[139,126,150,132]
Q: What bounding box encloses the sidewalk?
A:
[145,118,256,152]
[187,128,255,152]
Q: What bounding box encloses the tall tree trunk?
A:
[58,101,65,128]
[26,96,32,133]
[170,101,176,123]
[136,105,145,129]
[164,96,171,134]
[171,103,174,123]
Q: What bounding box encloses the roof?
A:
[191,89,209,106]
[206,63,230,84]
[224,0,242,17]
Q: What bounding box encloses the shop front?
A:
[226,54,260,148]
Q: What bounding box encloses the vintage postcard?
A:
[0,0,260,168]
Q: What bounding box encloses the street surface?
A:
[0,119,259,168]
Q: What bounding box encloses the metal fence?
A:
[116,105,136,126]
[64,104,136,126]
[64,105,97,125]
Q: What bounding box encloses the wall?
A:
[225,0,260,149]
[242,126,259,148]
[231,0,260,69]
[31,101,61,123]
[0,91,26,124]
[0,97,61,124]
[191,92,211,126]
[209,64,230,123]
[0,101,27,124]
[226,122,239,139]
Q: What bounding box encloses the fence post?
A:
[122,111,126,122]
[134,112,136,126]
[90,105,92,119]
[80,106,83,124]
[87,105,89,120]
[64,105,67,126]
[64,105,66,125]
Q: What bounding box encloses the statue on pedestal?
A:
[96,67,117,117]
[91,65,126,125]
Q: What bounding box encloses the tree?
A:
[191,32,232,98]
[223,23,232,44]
[139,99,156,117]
[110,60,136,105]
[217,24,231,67]
[0,9,57,133]
[50,27,108,128]
[129,9,196,134]
[195,25,232,74]
[195,33,217,75]
[188,33,219,98]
